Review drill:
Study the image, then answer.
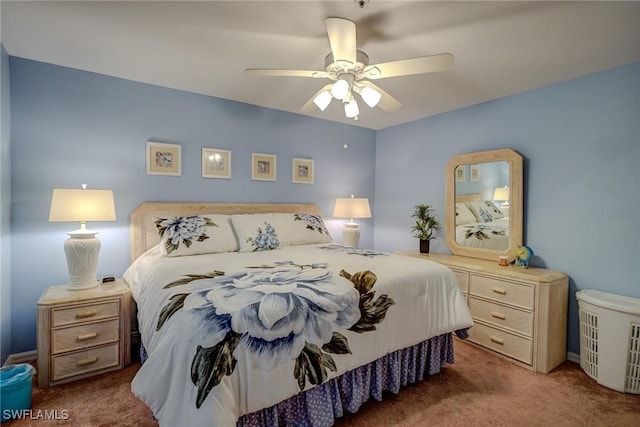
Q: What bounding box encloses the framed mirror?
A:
[445,148,523,261]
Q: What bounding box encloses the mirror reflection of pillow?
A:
[484,201,505,219]
[466,202,494,222]
[455,203,477,225]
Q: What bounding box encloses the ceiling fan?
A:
[245,17,454,119]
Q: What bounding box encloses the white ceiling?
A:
[2,1,639,130]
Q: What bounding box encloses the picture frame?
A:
[292,158,314,184]
[455,165,465,182]
[202,148,231,179]
[146,141,181,176]
[470,164,480,182]
[251,153,276,181]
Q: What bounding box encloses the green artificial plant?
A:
[410,204,441,241]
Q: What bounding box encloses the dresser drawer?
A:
[470,275,534,309]
[468,322,532,365]
[52,319,119,354]
[52,301,120,327]
[469,297,533,336]
[450,269,469,294]
[51,343,119,381]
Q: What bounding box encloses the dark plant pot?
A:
[419,239,430,254]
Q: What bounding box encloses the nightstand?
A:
[37,279,132,387]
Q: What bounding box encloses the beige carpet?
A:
[5,341,639,426]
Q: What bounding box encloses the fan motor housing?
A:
[324,50,370,79]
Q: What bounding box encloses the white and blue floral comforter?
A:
[123,244,472,427]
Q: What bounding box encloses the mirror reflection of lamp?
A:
[333,195,371,248]
[493,186,510,216]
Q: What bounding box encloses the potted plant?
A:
[410,204,441,253]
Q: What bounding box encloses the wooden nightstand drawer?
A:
[51,301,120,327]
[52,319,120,353]
[471,275,534,309]
[51,343,119,381]
[469,296,533,336]
[469,322,532,365]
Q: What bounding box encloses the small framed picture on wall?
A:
[292,158,314,184]
[146,141,181,176]
[470,164,480,181]
[455,165,465,182]
[251,153,277,181]
[202,148,231,179]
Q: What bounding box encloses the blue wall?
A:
[375,62,640,354]
[1,45,11,363]
[5,55,639,358]
[8,58,376,354]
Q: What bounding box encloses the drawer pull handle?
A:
[76,310,97,319]
[492,287,507,295]
[490,336,504,345]
[77,356,98,366]
[491,312,506,320]
[76,332,98,341]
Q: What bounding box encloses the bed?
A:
[455,193,510,250]
[123,202,473,427]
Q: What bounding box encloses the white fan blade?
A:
[326,17,356,66]
[356,81,401,112]
[363,53,454,79]
[299,84,334,113]
[245,69,328,78]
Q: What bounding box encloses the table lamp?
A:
[493,186,510,208]
[333,196,371,248]
[49,186,116,290]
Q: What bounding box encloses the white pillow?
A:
[455,203,477,225]
[465,201,495,223]
[231,214,282,252]
[154,214,238,257]
[273,213,333,246]
[484,201,505,219]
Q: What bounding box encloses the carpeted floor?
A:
[4,340,639,426]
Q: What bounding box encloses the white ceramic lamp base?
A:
[342,222,361,248]
[64,230,101,290]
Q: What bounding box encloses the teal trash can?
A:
[0,364,36,422]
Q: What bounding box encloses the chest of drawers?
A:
[37,280,132,387]
[403,252,568,373]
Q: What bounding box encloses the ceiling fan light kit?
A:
[246,17,454,120]
[312,90,333,111]
[344,98,359,118]
[331,77,351,100]
[359,86,382,108]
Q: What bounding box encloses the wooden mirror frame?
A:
[445,148,523,261]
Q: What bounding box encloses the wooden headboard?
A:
[455,193,483,203]
[130,202,324,262]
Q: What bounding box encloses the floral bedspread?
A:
[456,217,510,250]
[123,244,472,427]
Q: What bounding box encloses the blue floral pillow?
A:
[466,201,506,222]
[154,214,238,257]
[273,213,333,246]
[231,214,281,252]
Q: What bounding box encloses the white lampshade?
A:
[333,197,372,220]
[313,90,332,111]
[344,99,359,118]
[333,197,371,248]
[331,79,350,100]
[360,86,382,108]
[493,186,510,206]
[49,189,116,223]
[49,187,116,290]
